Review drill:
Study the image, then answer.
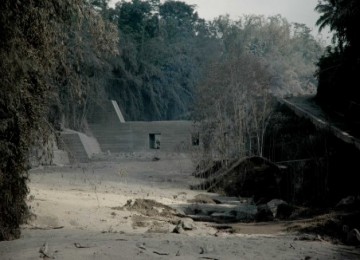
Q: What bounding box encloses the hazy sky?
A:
[109,0,330,42]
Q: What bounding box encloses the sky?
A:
[109,0,331,43]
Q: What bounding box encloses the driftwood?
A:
[28,225,64,230]
[74,242,92,248]
[153,251,169,255]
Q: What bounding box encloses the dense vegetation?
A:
[315,0,360,118]
[0,0,118,240]
[104,0,211,120]
[1,0,324,240]
[193,15,323,161]
[90,0,323,121]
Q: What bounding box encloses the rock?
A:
[235,204,258,221]
[255,204,274,222]
[124,199,135,207]
[188,194,217,204]
[184,204,236,216]
[256,197,271,205]
[294,234,322,241]
[267,199,288,217]
[276,203,295,219]
[210,212,237,222]
[343,225,360,245]
[187,214,215,222]
[174,207,186,216]
[336,196,356,208]
[172,224,183,234]
[213,196,242,205]
[173,219,194,233]
[266,199,294,219]
[180,219,194,230]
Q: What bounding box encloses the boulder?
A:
[267,199,287,217]
[180,219,194,230]
[235,204,258,221]
[255,204,274,222]
[173,219,195,233]
[276,203,295,219]
[172,224,183,234]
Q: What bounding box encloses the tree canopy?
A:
[193,14,323,161]
[315,0,360,114]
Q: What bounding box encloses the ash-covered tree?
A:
[207,15,322,97]
[106,0,216,120]
[0,0,118,240]
[194,54,274,162]
[193,14,323,164]
[53,3,119,131]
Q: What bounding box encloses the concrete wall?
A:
[90,120,198,153]
[88,100,199,153]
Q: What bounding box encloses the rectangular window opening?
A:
[149,133,161,149]
[191,132,200,146]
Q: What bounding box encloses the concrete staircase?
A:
[59,132,89,163]
[59,129,101,163]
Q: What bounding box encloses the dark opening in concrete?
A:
[149,133,161,149]
[191,132,200,146]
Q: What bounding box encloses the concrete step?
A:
[60,133,89,163]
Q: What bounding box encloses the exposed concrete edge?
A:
[111,100,125,123]
[61,129,102,160]
[279,98,360,151]
[78,132,102,158]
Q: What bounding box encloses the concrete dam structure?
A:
[88,100,199,154]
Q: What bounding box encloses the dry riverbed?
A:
[1,152,359,260]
